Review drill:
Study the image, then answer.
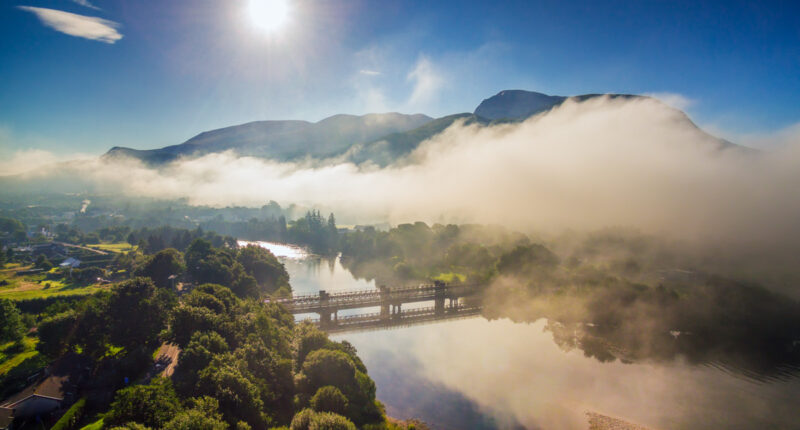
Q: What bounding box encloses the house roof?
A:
[0,373,67,408]
[0,353,87,409]
[59,257,81,268]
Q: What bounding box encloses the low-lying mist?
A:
[6,96,800,287]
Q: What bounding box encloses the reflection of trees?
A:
[485,276,800,381]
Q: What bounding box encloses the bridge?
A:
[274,281,483,331]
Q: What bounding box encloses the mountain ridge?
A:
[104,90,742,166]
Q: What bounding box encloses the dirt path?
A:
[587,412,655,430]
[54,242,109,255]
[152,343,181,379]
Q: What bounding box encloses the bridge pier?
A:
[379,286,391,320]
[319,290,332,327]
[319,310,331,327]
[434,280,446,315]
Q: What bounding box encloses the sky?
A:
[1,0,799,155]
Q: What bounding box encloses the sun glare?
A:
[247,0,290,33]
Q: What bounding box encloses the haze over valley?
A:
[1,1,799,429]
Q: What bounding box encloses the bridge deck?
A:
[273,283,481,314]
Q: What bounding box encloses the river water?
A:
[242,240,800,430]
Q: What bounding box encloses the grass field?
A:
[79,418,104,430]
[0,337,40,377]
[0,265,107,300]
[86,242,136,253]
[431,271,467,283]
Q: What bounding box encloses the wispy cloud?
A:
[70,0,101,11]
[359,69,381,76]
[645,92,695,110]
[407,55,444,108]
[18,6,122,44]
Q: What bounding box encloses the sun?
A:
[247,0,290,34]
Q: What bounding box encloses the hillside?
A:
[104,113,432,165]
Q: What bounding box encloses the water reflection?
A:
[338,318,800,430]
[244,240,800,429]
[241,240,375,295]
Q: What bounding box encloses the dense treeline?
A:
[287,211,339,254]
[126,226,237,254]
[111,239,291,297]
[202,210,340,255]
[9,237,406,429]
[339,222,529,285]
[200,216,287,244]
[0,217,27,245]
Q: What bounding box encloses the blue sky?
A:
[1,0,798,155]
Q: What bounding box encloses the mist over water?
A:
[340,318,800,430]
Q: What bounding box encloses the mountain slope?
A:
[104,113,432,165]
[346,113,491,165]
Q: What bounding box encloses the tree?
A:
[35,254,53,270]
[139,248,185,288]
[295,349,382,425]
[294,324,331,369]
[290,409,356,430]
[496,244,560,275]
[105,277,174,351]
[36,310,78,358]
[235,339,294,424]
[311,386,348,415]
[0,217,27,244]
[0,299,25,343]
[197,357,267,428]
[163,397,227,430]
[185,239,214,270]
[173,331,229,395]
[308,412,357,430]
[186,240,258,298]
[236,245,289,294]
[105,378,182,428]
[167,304,222,348]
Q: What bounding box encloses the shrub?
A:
[50,398,86,430]
[310,386,348,415]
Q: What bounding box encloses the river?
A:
[242,240,800,430]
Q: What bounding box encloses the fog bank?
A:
[8,96,800,248]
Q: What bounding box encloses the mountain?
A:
[474,90,567,120]
[104,113,432,165]
[104,90,744,167]
[474,90,650,120]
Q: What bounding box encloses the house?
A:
[0,373,69,421]
[0,355,86,426]
[30,243,66,260]
[59,257,81,269]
